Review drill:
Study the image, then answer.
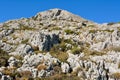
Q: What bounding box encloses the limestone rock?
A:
[8,56,19,67]
[61,62,70,73]
[29,32,60,51]
[9,44,34,57]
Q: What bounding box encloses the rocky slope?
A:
[0,8,120,80]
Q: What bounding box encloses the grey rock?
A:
[61,62,70,73]
[0,42,12,52]
[1,75,11,80]
[9,44,33,57]
[38,70,46,78]
[29,32,60,51]
[8,57,19,67]
[35,8,86,22]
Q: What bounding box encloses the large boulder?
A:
[22,53,60,68]
[17,53,60,78]
[9,44,33,57]
[61,62,70,73]
[8,56,19,67]
[0,28,14,39]
[29,32,60,51]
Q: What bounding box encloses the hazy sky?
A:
[0,0,120,23]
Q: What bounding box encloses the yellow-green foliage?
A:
[56,52,68,62]
[50,41,68,62]
[71,47,82,54]
[64,29,74,34]
[89,29,114,33]
[81,47,105,56]
[2,37,8,42]
[21,39,29,44]
[89,30,97,33]
[50,49,68,62]
[50,27,62,31]
[64,39,73,44]
[50,41,67,53]
[17,24,36,30]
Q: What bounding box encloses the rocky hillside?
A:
[0,8,120,80]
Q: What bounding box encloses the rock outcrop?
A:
[29,32,60,51]
[0,8,120,80]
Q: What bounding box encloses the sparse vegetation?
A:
[89,30,97,33]
[20,71,32,78]
[21,39,29,44]
[50,45,68,62]
[110,46,120,52]
[2,37,8,42]
[1,8,120,80]
[0,48,10,67]
[49,39,69,62]
[16,24,36,30]
[1,67,17,75]
[33,74,80,80]
[111,72,120,79]
[64,29,74,34]
[88,25,95,27]
[89,29,114,33]
[50,27,62,31]
[71,47,82,54]
[118,63,120,68]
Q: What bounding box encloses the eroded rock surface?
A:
[0,9,120,80]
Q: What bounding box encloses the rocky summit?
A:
[0,8,120,80]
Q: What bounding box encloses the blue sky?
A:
[0,0,120,23]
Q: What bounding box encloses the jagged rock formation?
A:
[29,32,60,51]
[0,8,120,80]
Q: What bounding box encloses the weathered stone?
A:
[29,32,60,51]
[9,44,33,57]
[61,62,70,73]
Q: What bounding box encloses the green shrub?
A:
[72,47,82,54]
[51,27,62,31]
[21,39,29,44]
[89,30,96,33]
[50,41,68,62]
[50,42,67,53]
[64,29,74,34]
[64,39,73,44]
[18,24,36,30]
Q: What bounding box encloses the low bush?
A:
[72,47,82,54]
[64,29,74,34]
[111,72,120,79]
